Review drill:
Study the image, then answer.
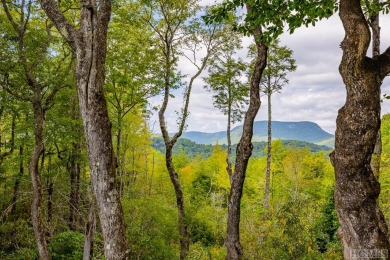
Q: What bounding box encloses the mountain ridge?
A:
[181,120,335,147]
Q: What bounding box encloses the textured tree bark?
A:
[83,188,96,260]
[263,90,272,215]
[165,147,189,260]
[39,0,130,258]
[369,1,381,179]
[331,0,390,258]
[225,23,268,259]
[30,100,50,260]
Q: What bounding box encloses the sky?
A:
[148,7,390,136]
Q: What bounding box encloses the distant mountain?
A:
[181,121,335,147]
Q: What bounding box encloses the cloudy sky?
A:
[149,8,390,135]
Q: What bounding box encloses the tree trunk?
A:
[226,22,268,259]
[77,45,129,260]
[369,1,381,179]
[226,101,233,181]
[39,0,130,258]
[116,116,124,197]
[165,147,189,260]
[83,188,96,260]
[68,95,81,231]
[263,91,272,215]
[47,154,54,225]
[30,100,50,260]
[331,1,390,258]
[68,143,81,231]
[47,177,54,224]
[11,144,24,214]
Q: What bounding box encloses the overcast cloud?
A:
[149,11,390,135]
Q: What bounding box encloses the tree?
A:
[330,0,390,258]
[203,36,248,183]
[38,0,130,258]
[105,1,161,196]
[224,9,267,259]
[256,40,296,214]
[143,1,231,257]
[206,1,335,257]
[1,1,71,257]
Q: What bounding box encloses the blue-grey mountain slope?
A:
[181,121,334,147]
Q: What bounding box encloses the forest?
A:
[1,0,390,259]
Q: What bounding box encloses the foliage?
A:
[48,231,84,259]
[152,137,332,159]
[4,0,390,258]
[256,39,297,96]
[203,33,248,124]
[204,0,337,43]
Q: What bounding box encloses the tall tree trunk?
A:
[331,0,390,258]
[116,115,124,197]
[68,94,81,231]
[30,100,50,259]
[158,51,190,257]
[263,91,272,215]
[11,144,24,214]
[165,147,189,260]
[226,102,233,181]
[369,1,381,179]
[47,177,54,224]
[68,142,81,231]
[226,22,268,259]
[39,0,130,258]
[83,188,96,260]
[47,154,53,225]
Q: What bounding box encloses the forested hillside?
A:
[152,137,332,159]
[1,0,390,259]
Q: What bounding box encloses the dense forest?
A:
[1,0,390,259]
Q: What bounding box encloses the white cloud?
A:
[149,12,390,135]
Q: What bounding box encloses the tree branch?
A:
[1,0,19,32]
[1,74,32,102]
[39,0,79,48]
[377,46,390,78]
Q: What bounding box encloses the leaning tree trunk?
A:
[226,23,268,259]
[263,91,272,216]
[30,100,50,259]
[331,0,390,258]
[39,0,130,258]
[165,147,189,260]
